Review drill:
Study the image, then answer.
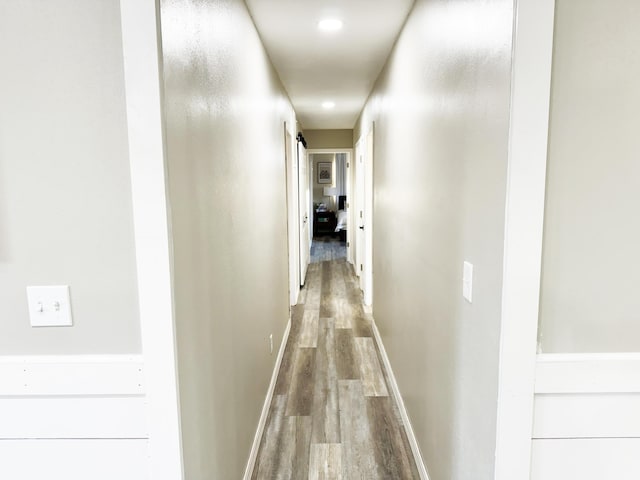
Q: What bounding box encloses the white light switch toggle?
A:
[27,286,73,327]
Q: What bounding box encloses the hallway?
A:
[251,246,420,479]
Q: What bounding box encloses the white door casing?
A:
[354,139,365,287]
[354,129,374,306]
[285,125,300,304]
[494,0,555,477]
[119,1,184,478]
[363,128,374,306]
[346,154,354,265]
[298,140,310,285]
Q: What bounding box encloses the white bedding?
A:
[335,209,347,232]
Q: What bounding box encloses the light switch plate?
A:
[463,261,473,303]
[26,286,73,327]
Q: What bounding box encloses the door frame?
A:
[353,126,374,306]
[306,148,354,259]
[297,138,310,286]
[284,123,300,304]
[494,0,555,477]
[119,1,184,478]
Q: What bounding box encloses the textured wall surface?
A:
[159,0,296,477]
[355,1,514,478]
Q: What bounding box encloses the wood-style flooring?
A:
[251,237,420,479]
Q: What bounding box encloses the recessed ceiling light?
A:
[322,101,336,109]
[318,18,343,32]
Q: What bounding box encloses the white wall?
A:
[355,1,514,478]
[0,0,141,355]
[538,0,640,353]
[158,0,296,477]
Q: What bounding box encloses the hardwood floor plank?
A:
[320,262,334,318]
[298,283,309,304]
[335,328,360,380]
[311,318,340,444]
[367,396,418,479]
[253,408,312,480]
[293,416,313,478]
[305,264,322,310]
[340,261,363,304]
[354,338,389,397]
[309,443,342,480]
[349,304,372,338]
[306,287,322,311]
[282,415,313,479]
[275,304,305,395]
[285,348,316,416]
[299,309,319,348]
[252,395,287,480]
[338,380,380,479]
[322,260,347,318]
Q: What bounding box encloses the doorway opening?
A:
[307,150,352,264]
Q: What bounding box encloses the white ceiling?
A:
[245,0,415,130]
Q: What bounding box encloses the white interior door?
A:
[346,153,354,265]
[354,129,374,305]
[298,141,310,285]
[363,129,374,305]
[355,139,365,286]
[285,126,300,306]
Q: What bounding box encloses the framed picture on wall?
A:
[317,162,332,184]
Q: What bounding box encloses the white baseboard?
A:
[242,318,292,480]
[370,317,430,480]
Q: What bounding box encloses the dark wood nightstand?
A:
[313,210,336,236]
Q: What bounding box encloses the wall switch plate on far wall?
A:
[26,285,73,327]
[463,261,473,303]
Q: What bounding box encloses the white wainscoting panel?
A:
[0,355,145,395]
[531,353,640,479]
[0,439,149,480]
[531,438,640,480]
[0,396,148,439]
[535,353,640,394]
[0,355,149,479]
[533,393,640,439]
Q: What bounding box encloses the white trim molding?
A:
[531,353,640,479]
[0,354,149,479]
[0,354,144,396]
[119,1,184,479]
[243,318,292,480]
[494,0,556,478]
[535,353,640,394]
